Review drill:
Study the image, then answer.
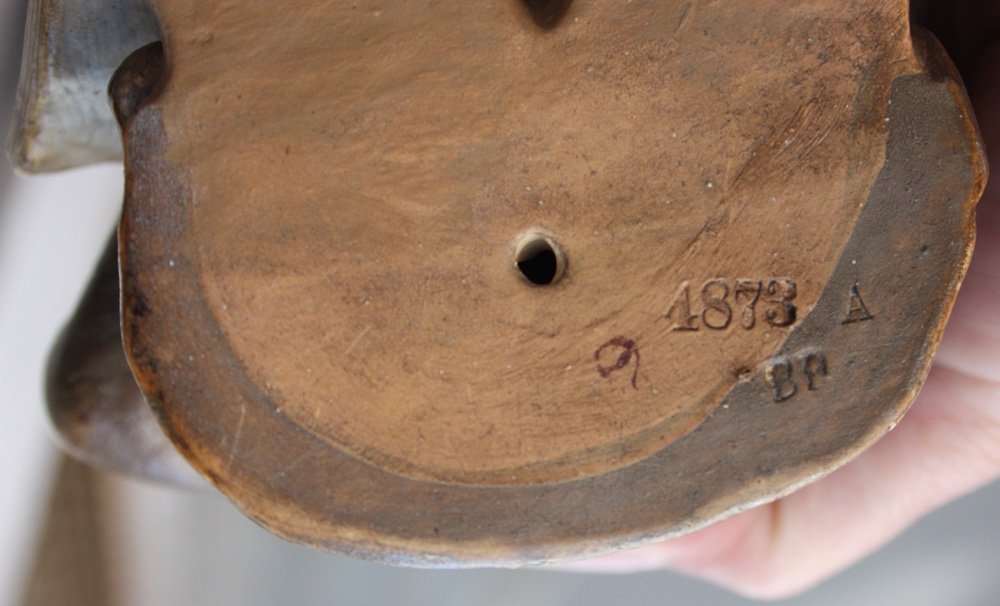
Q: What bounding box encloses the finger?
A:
[562,40,1000,598]
[564,361,1000,599]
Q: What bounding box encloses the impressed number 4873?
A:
[664,278,797,332]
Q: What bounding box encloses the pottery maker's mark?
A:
[665,278,797,332]
[763,349,829,402]
[595,337,640,390]
[843,283,874,324]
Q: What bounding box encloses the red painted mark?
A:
[595,337,640,390]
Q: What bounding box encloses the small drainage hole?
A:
[516,235,564,286]
[521,0,574,30]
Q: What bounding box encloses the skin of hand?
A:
[560,31,1000,600]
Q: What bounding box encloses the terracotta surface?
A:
[113,1,984,565]
[46,235,202,487]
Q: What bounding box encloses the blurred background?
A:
[2,1,998,604]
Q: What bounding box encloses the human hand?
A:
[562,30,1000,600]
